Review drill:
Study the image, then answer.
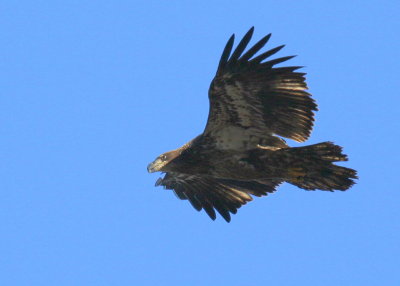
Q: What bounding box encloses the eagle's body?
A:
[147,27,357,222]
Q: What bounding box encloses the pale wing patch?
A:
[211,126,266,150]
[223,80,265,127]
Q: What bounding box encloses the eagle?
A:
[147,27,357,222]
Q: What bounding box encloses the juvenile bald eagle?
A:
[147,27,357,222]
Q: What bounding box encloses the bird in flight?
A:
[147,27,357,222]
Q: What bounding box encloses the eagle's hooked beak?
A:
[147,158,162,173]
[147,161,156,173]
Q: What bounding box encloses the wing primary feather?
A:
[183,192,203,211]
[155,177,163,186]
[228,27,254,64]
[273,66,304,73]
[249,45,285,64]
[173,189,187,200]
[239,33,271,62]
[180,180,204,211]
[197,194,217,220]
[261,55,296,67]
[212,199,231,222]
[190,179,217,220]
[217,34,235,72]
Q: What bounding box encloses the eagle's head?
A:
[147,150,179,173]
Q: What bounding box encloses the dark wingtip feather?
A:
[217,33,235,72]
[184,193,203,212]
[155,178,161,186]
[239,33,272,62]
[203,205,217,221]
[228,27,254,64]
[213,201,232,222]
[249,45,285,64]
[172,189,186,200]
[261,55,296,67]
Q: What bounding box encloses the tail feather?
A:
[285,142,357,191]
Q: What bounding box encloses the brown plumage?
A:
[147,27,357,222]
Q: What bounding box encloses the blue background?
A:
[2,1,399,285]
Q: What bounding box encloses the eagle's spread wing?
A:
[157,172,281,222]
[204,27,317,142]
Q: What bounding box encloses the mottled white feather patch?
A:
[212,126,263,150]
[223,80,265,127]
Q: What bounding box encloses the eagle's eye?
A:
[160,155,167,161]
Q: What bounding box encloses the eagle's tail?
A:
[285,142,357,191]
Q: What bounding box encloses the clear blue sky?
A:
[1,1,399,285]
